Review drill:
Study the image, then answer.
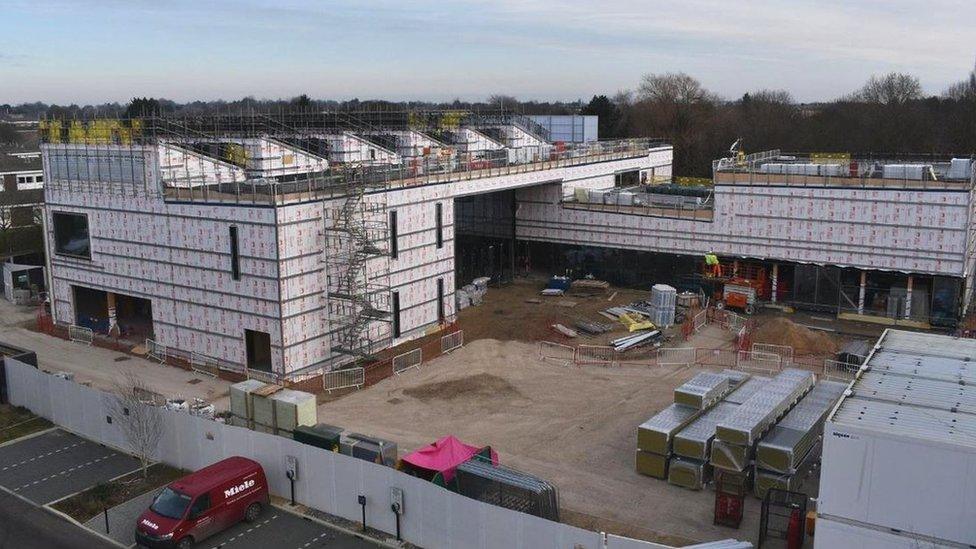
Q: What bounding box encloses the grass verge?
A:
[52,463,185,523]
[0,404,52,445]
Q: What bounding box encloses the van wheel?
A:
[244,502,262,523]
[176,537,193,549]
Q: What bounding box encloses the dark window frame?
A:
[392,291,401,338]
[435,203,443,249]
[229,225,241,280]
[390,211,398,259]
[437,278,445,323]
[51,211,92,260]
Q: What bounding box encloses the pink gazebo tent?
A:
[401,435,497,484]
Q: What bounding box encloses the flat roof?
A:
[829,329,976,449]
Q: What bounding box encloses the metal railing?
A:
[68,325,93,345]
[441,330,464,354]
[392,348,423,375]
[323,367,366,392]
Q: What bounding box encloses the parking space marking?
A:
[302,532,329,548]
[0,442,82,472]
[207,514,279,549]
[12,452,117,492]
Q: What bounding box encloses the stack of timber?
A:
[710,368,815,487]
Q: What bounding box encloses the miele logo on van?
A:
[224,479,256,498]
[831,431,858,440]
[141,518,159,530]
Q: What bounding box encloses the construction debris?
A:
[573,320,613,335]
[550,324,578,338]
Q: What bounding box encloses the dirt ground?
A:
[317,279,858,546]
[455,277,678,347]
[318,333,765,546]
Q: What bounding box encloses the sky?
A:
[1,0,974,105]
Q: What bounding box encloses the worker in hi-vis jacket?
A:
[705,252,722,277]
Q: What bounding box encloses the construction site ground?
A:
[317,278,857,546]
[0,299,231,408]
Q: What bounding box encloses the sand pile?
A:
[751,317,839,356]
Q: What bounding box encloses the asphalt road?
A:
[0,487,117,549]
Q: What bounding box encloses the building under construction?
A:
[38,112,668,379]
[38,112,976,380]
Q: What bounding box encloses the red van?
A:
[135,456,269,549]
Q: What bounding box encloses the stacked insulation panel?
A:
[669,376,770,490]
[711,369,815,484]
[637,370,746,478]
[228,380,317,435]
[649,284,677,328]
[753,380,847,499]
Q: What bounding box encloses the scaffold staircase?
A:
[323,168,392,360]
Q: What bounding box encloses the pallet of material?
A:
[672,374,766,461]
[635,450,670,479]
[571,279,610,292]
[674,372,732,410]
[710,439,753,472]
[755,380,847,474]
[574,320,612,335]
[754,440,822,500]
[668,456,712,490]
[715,368,815,447]
[637,403,699,454]
[673,402,741,460]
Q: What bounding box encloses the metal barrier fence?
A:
[393,348,423,375]
[752,343,794,365]
[575,345,617,366]
[823,359,861,382]
[441,330,464,354]
[246,368,284,385]
[695,348,737,369]
[538,341,577,366]
[657,347,696,367]
[736,350,782,374]
[323,367,366,392]
[145,338,167,362]
[189,352,219,377]
[693,310,707,332]
[68,325,93,345]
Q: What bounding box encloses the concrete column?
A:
[107,291,120,337]
[771,264,778,303]
[858,271,866,315]
[905,276,913,320]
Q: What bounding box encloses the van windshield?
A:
[151,487,192,519]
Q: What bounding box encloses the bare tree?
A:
[853,72,923,105]
[637,72,715,104]
[106,370,164,478]
[944,58,976,99]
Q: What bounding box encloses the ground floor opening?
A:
[454,190,516,288]
[245,329,273,372]
[71,285,155,338]
[517,242,962,328]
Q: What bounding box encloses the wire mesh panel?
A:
[538,341,576,366]
[693,310,708,332]
[68,325,93,345]
[575,345,616,366]
[822,359,860,382]
[393,348,423,375]
[441,330,464,354]
[657,347,696,367]
[323,367,366,392]
[736,350,782,374]
[190,352,219,377]
[145,338,167,362]
[752,343,794,365]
